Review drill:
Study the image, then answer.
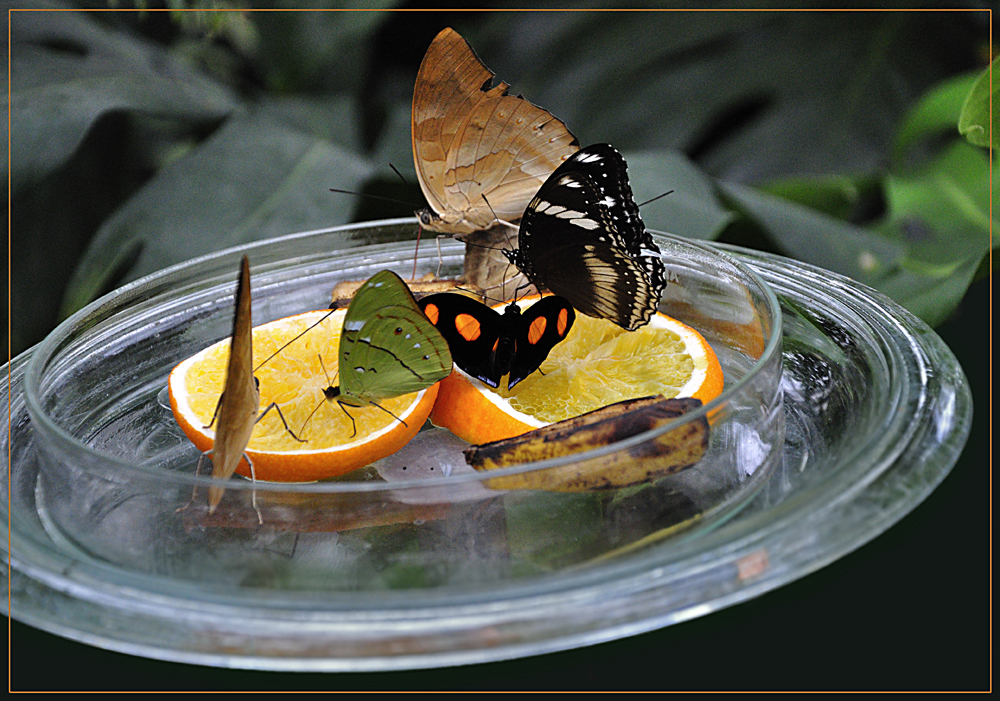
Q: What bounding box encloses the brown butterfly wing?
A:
[208,255,259,511]
[412,27,579,235]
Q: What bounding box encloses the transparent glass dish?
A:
[2,219,971,671]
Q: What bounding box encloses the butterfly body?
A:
[208,255,259,510]
[412,27,579,235]
[504,143,667,332]
[188,257,306,518]
[419,293,575,390]
[320,271,453,434]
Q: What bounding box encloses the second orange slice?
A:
[430,297,724,445]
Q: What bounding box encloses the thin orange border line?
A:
[6,7,11,697]
[0,5,994,10]
[5,5,994,694]
[988,8,993,694]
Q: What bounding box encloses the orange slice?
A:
[169,309,440,483]
[430,297,724,445]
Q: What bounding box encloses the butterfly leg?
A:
[367,400,408,428]
[478,194,519,236]
[203,393,224,429]
[410,224,423,281]
[337,400,358,438]
[244,451,263,525]
[175,451,208,513]
[256,402,306,443]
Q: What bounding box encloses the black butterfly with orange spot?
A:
[418,294,575,390]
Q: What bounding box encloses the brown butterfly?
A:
[185,256,301,522]
[411,27,580,237]
[204,255,260,514]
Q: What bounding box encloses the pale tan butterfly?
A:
[181,256,301,522]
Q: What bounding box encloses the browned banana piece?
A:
[465,395,709,492]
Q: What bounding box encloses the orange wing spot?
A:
[492,338,499,352]
[527,315,547,344]
[424,304,440,325]
[455,313,482,341]
[557,308,569,336]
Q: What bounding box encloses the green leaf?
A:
[257,94,362,152]
[877,253,985,328]
[249,2,396,93]
[759,175,862,220]
[717,181,905,287]
[6,3,237,193]
[876,141,993,265]
[869,139,993,325]
[622,149,735,240]
[463,10,977,181]
[958,56,998,149]
[61,109,375,316]
[894,70,980,161]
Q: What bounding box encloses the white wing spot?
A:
[555,209,584,219]
[570,218,601,230]
[578,153,603,163]
[600,196,616,207]
[414,342,421,348]
[344,320,365,331]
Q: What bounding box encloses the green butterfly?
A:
[306,270,454,436]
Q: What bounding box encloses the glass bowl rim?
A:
[23,218,783,495]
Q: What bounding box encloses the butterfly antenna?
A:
[254,308,336,372]
[317,353,334,386]
[388,162,408,185]
[329,188,421,209]
[638,190,674,208]
[459,238,503,254]
[297,397,325,439]
[296,354,340,439]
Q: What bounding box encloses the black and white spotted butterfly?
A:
[502,143,667,332]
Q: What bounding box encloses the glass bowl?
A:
[3,219,970,671]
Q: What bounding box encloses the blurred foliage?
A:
[5,1,993,355]
[958,55,997,150]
